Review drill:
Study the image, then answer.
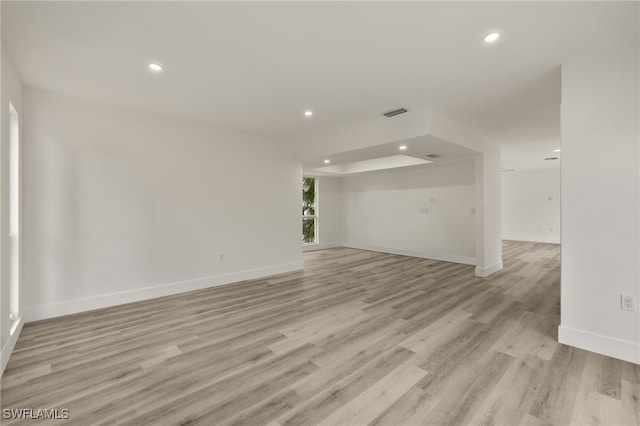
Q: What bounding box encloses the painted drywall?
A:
[417,110,502,275]
[303,176,345,251]
[22,89,302,322]
[300,108,502,276]
[342,163,476,264]
[473,149,502,277]
[1,49,24,375]
[559,39,640,364]
[502,168,560,244]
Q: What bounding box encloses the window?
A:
[302,177,317,244]
[9,103,20,333]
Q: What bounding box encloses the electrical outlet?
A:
[621,294,635,312]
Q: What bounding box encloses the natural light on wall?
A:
[9,103,20,334]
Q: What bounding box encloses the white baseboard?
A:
[24,261,303,323]
[1,319,24,376]
[340,242,476,266]
[303,242,341,252]
[475,261,504,277]
[559,325,640,364]
[503,235,561,244]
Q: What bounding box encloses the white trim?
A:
[559,324,640,364]
[1,319,24,376]
[24,262,303,322]
[303,242,341,252]
[475,261,503,277]
[341,242,476,265]
[503,235,561,244]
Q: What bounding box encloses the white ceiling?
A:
[500,136,562,171]
[304,134,478,176]
[3,1,638,170]
[311,155,434,176]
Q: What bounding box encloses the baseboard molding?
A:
[303,242,342,252]
[1,319,24,376]
[503,235,561,244]
[24,261,303,323]
[475,261,503,278]
[341,242,476,265]
[558,325,640,364]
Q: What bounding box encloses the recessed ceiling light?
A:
[554,149,562,153]
[304,111,313,117]
[148,63,163,72]
[483,32,501,42]
[324,159,330,164]
[399,145,407,150]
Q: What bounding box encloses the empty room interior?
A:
[1,1,639,425]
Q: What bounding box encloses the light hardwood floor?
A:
[2,241,640,425]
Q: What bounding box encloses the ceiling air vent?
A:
[426,154,441,159]
[383,108,408,118]
[544,157,559,161]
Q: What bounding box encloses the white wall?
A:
[559,39,640,364]
[303,176,344,251]
[342,163,476,264]
[1,49,24,375]
[22,89,302,321]
[473,148,502,277]
[502,168,561,244]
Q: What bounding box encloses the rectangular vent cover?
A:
[383,108,408,117]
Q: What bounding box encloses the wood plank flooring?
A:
[2,241,640,425]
